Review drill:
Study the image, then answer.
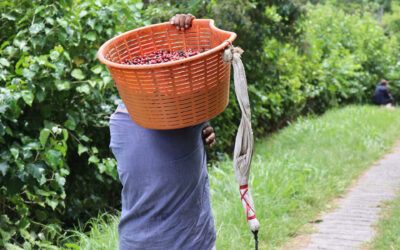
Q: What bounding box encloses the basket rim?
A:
[97,19,237,69]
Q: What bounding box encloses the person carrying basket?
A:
[109,14,218,250]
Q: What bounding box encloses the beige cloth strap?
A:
[223,46,260,232]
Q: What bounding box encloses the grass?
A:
[62,105,400,249]
[370,191,400,249]
[61,213,119,250]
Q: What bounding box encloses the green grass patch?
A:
[61,213,119,250]
[62,105,400,249]
[370,191,400,249]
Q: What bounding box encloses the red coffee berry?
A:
[120,49,208,65]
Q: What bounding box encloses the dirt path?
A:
[297,143,400,250]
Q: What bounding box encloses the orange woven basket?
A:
[98,19,237,129]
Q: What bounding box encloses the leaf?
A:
[40,128,51,147]
[63,51,71,62]
[39,175,46,185]
[54,45,64,53]
[87,18,95,29]
[46,17,54,25]
[55,80,70,91]
[18,217,30,230]
[5,126,13,136]
[22,68,35,80]
[27,164,45,181]
[45,149,62,167]
[21,90,34,106]
[64,119,76,130]
[91,146,98,154]
[24,142,41,150]
[2,13,16,21]
[76,84,90,94]
[10,147,19,159]
[95,24,103,34]
[136,2,144,9]
[55,174,66,187]
[73,56,84,66]
[98,163,106,173]
[0,58,10,67]
[71,68,85,80]
[14,40,27,51]
[80,135,90,142]
[29,23,45,35]
[88,80,97,88]
[58,31,67,43]
[64,243,80,250]
[88,155,99,164]
[62,129,68,141]
[56,17,68,28]
[79,10,88,18]
[45,198,58,210]
[78,144,88,156]
[35,189,53,197]
[0,162,9,176]
[103,76,112,84]
[84,31,97,41]
[60,168,70,176]
[0,41,9,50]
[36,87,46,102]
[34,5,46,14]
[44,61,56,70]
[4,244,24,250]
[91,65,102,74]
[50,51,60,61]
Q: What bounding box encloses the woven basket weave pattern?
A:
[98,19,236,129]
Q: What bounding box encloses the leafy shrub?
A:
[0,0,151,247]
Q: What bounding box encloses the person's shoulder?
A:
[377,85,387,90]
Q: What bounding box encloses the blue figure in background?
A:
[373,79,394,108]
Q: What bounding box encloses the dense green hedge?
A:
[0,0,156,247]
[1,0,399,247]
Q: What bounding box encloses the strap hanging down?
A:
[223,46,260,235]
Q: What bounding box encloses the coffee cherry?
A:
[120,49,208,65]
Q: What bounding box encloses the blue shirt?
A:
[109,104,216,250]
[373,85,393,105]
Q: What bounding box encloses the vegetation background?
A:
[63,106,400,249]
[1,0,400,247]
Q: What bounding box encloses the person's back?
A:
[373,79,393,105]
[110,104,215,249]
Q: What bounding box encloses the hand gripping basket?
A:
[98,19,237,129]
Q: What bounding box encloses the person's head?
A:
[381,79,388,86]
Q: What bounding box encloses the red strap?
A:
[240,185,256,220]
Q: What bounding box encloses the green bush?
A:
[382,1,400,100]
[0,0,151,247]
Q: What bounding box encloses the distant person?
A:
[373,79,394,108]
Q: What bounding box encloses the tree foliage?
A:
[0,0,150,247]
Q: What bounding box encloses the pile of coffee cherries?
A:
[120,49,207,65]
